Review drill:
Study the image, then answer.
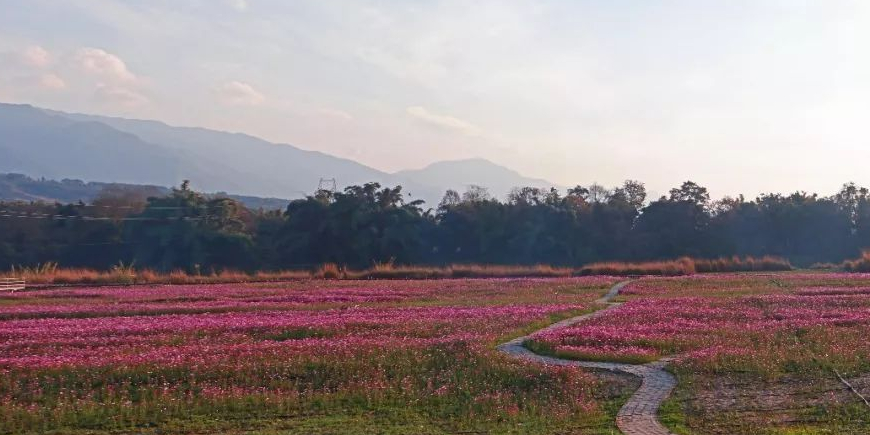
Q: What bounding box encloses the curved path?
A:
[497,281,677,435]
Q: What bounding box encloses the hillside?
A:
[394,158,558,199]
[0,103,557,206]
[0,173,290,210]
[0,105,192,187]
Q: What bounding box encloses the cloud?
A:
[406,106,483,137]
[73,48,148,107]
[215,81,265,106]
[21,45,51,68]
[94,83,149,107]
[317,107,354,121]
[75,47,137,83]
[228,0,248,11]
[0,45,65,93]
[38,73,66,90]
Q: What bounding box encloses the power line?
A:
[317,178,337,194]
[0,205,239,210]
[0,240,140,247]
[0,213,205,222]
[76,205,240,209]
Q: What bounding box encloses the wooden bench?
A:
[0,278,25,292]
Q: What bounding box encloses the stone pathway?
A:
[497,280,677,435]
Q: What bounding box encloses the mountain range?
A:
[0,172,291,210]
[0,102,556,207]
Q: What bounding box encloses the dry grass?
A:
[692,256,792,273]
[577,258,695,276]
[1,256,792,286]
[577,256,791,277]
[808,262,840,270]
[350,263,575,279]
[1,265,310,286]
[843,251,870,273]
[0,263,576,286]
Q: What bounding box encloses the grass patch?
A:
[2,256,791,287]
[524,339,660,365]
[659,388,692,435]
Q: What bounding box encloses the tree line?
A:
[2,179,870,272]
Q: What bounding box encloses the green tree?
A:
[125,181,253,272]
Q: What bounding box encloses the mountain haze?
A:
[394,158,558,201]
[0,105,190,186]
[0,103,558,206]
[0,173,290,210]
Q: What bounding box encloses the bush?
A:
[577,256,791,276]
[843,251,870,273]
[1,256,793,287]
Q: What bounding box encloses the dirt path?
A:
[497,280,677,435]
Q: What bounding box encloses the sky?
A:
[1,0,869,199]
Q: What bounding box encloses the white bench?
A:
[0,278,25,292]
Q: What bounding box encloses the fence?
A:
[0,277,26,292]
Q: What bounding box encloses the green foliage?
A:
[276,183,431,268]
[2,180,870,271]
[122,181,254,272]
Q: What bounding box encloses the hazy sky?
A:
[1,0,869,198]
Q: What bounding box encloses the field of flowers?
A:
[0,277,636,434]
[530,273,870,434]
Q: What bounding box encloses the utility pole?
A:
[317,178,337,194]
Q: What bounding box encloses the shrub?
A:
[314,263,343,279]
[843,251,870,273]
[1,256,793,287]
[577,256,791,277]
[692,256,791,273]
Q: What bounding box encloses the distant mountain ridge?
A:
[394,158,555,200]
[0,172,291,210]
[0,103,558,206]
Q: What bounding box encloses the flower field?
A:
[8,273,870,434]
[530,273,870,434]
[0,277,635,434]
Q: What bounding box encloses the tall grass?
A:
[692,255,792,273]
[577,258,696,276]
[577,256,791,277]
[349,263,575,280]
[843,251,870,273]
[1,267,310,286]
[1,256,792,286]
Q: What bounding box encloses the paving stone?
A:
[497,280,677,435]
